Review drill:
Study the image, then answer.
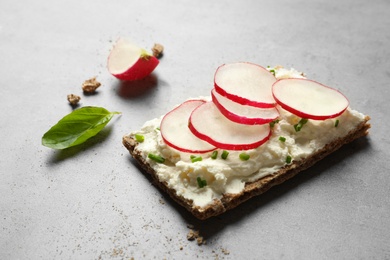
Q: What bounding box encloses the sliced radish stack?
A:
[272,78,349,120]
[214,62,277,108]
[160,100,216,153]
[211,88,279,125]
[107,38,159,81]
[189,102,271,150]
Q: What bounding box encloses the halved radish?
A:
[214,62,276,108]
[272,78,349,120]
[211,89,279,125]
[107,38,159,81]
[189,102,271,150]
[160,100,216,153]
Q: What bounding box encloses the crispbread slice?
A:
[123,116,370,220]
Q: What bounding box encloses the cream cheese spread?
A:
[129,67,366,207]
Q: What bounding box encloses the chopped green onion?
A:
[239,153,250,161]
[286,155,292,164]
[148,153,165,163]
[156,127,160,131]
[196,177,207,188]
[279,136,286,142]
[269,119,280,128]
[294,118,308,132]
[221,150,229,160]
[190,155,202,163]
[135,134,144,143]
[269,69,276,76]
[335,119,339,127]
[211,151,218,159]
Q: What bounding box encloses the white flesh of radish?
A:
[272,78,349,120]
[211,88,279,125]
[214,62,276,108]
[189,102,271,150]
[108,38,141,74]
[160,100,216,153]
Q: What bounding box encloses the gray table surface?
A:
[1,0,389,259]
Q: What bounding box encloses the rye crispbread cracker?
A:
[123,116,370,220]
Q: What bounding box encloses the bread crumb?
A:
[67,94,81,105]
[152,43,164,58]
[82,77,101,93]
[221,248,230,255]
[187,228,206,245]
[186,229,199,241]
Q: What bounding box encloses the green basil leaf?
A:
[42,106,120,149]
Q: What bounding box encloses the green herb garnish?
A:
[239,153,250,161]
[269,119,280,128]
[135,134,144,143]
[42,106,121,149]
[211,150,218,159]
[279,136,286,142]
[190,155,202,163]
[221,150,229,160]
[294,118,308,132]
[286,155,292,164]
[148,153,165,163]
[269,69,276,76]
[335,119,339,127]
[197,177,207,188]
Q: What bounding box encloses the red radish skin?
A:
[107,38,159,81]
[214,62,277,108]
[189,102,272,150]
[211,88,279,125]
[160,100,216,154]
[272,78,349,120]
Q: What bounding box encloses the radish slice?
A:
[160,100,216,153]
[107,38,159,81]
[189,102,271,150]
[214,62,276,108]
[272,78,349,120]
[211,89,279,125]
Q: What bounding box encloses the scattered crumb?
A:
[221,248,230,255]
[186,229,199,241]
[196,236,206,246]
[82,77,101,93]
[187,228,206,246]
[67,94,81,105]
[159,198,165,205]
[152,43,164,58]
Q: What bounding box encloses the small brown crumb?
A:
[82,77,101,93]
[187,229,206,245]
[67,94,81,105]
[151,43,164,58]
[186,229,199,241]
[196,236,206,246]
[221,248,230,255]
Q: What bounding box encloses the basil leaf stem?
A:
[42,106,120,149]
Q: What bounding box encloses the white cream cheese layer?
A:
[129,67,366,207]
